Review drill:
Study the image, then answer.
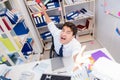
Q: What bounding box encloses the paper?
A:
[92,57,120,80]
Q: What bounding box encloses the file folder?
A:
[0,8,18,24]
[21,41,33,56]
[50,15,60,23]
[40,31,52,40]
[46,2,59,9]
[0,37,16,52]
[66,11,79,20]
[13,19,29,35]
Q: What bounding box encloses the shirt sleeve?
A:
[47,22,61,36]
[72,43,82,58]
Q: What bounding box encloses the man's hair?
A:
[62,22,77,36]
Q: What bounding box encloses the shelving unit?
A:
[24,0,95,52]
[24,0,64,50]
[0,0,41,66]
[62,0,95,42]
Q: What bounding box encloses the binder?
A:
[40,31,52,40]
[46,2,59,9]
[5,9,18,24]
[21,41,33,56]
[0,8,18,24]
[0,37,16,52]
[50,15,60,23]
[66,11,79,20]
[33,15,47,27]
[13,19,29,35]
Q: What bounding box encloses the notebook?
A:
[51,57,64,71]
[40,73,71,80]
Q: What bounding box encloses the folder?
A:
[2,17,11,31]
[5,9,18,24]
[66,11,79,20]
[0,8,18,24]
[34,15,47,27]
[13,19,29,35]
[40,31,52,40]
[0,37,16,52]
[46,2,59,9]
[21,41,33,56]
[50,15,60,23]
[91,50,111,61]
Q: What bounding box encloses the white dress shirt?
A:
[47,22,81,57]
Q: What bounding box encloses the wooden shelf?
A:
[77,34,94,43]
[64,0,95,7]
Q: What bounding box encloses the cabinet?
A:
[62,0,95,42]
[0,0,41,66]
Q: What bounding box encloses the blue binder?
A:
[13,19,29,35]
[21,41,33,56]
[66,11,79,20]
[40,31,52,40]
[50,15,60,23]
[0,8,18,24]
[46,2,59,9]
[34,16,47,27]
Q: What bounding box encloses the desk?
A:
[6,48,115,80]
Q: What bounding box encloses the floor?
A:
[41,38,103,60]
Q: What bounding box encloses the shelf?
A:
[77,34,94,43]
[77,29,93,35]
[44,41,52,50]
[64,0,95,7]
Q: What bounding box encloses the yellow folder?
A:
[0,37,16,52]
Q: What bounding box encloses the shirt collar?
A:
[63,38,75,48]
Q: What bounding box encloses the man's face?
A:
[60,26,74,44]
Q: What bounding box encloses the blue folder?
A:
[50,15,60,23]
[66,11,79,20]
[46,2,59,9]
[13,19,29,35]
[0,8,18,24]
[21,41,33,56]
[40,31,52,40]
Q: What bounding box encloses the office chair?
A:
[49,36,55,58]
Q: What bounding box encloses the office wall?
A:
[96,0,120,63]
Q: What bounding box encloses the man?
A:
[40,3,81,60]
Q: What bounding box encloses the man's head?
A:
[60,22,77,44]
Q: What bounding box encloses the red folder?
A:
[2,18,11,31]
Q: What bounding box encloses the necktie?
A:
[59,45,63,57]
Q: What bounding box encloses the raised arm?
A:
[39,3,61,36]
[39,3,52,24]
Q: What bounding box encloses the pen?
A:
[57,71,67,74]
[33,63,39,69]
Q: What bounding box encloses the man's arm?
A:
[40,3,52,24]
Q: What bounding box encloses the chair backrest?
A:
[49,36,55,58]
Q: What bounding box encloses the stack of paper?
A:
[92,57,120,80]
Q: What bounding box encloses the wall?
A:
[96,0,120,63]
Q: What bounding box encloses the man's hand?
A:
[39,3,52,24]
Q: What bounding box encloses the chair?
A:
[49,36,55,58]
